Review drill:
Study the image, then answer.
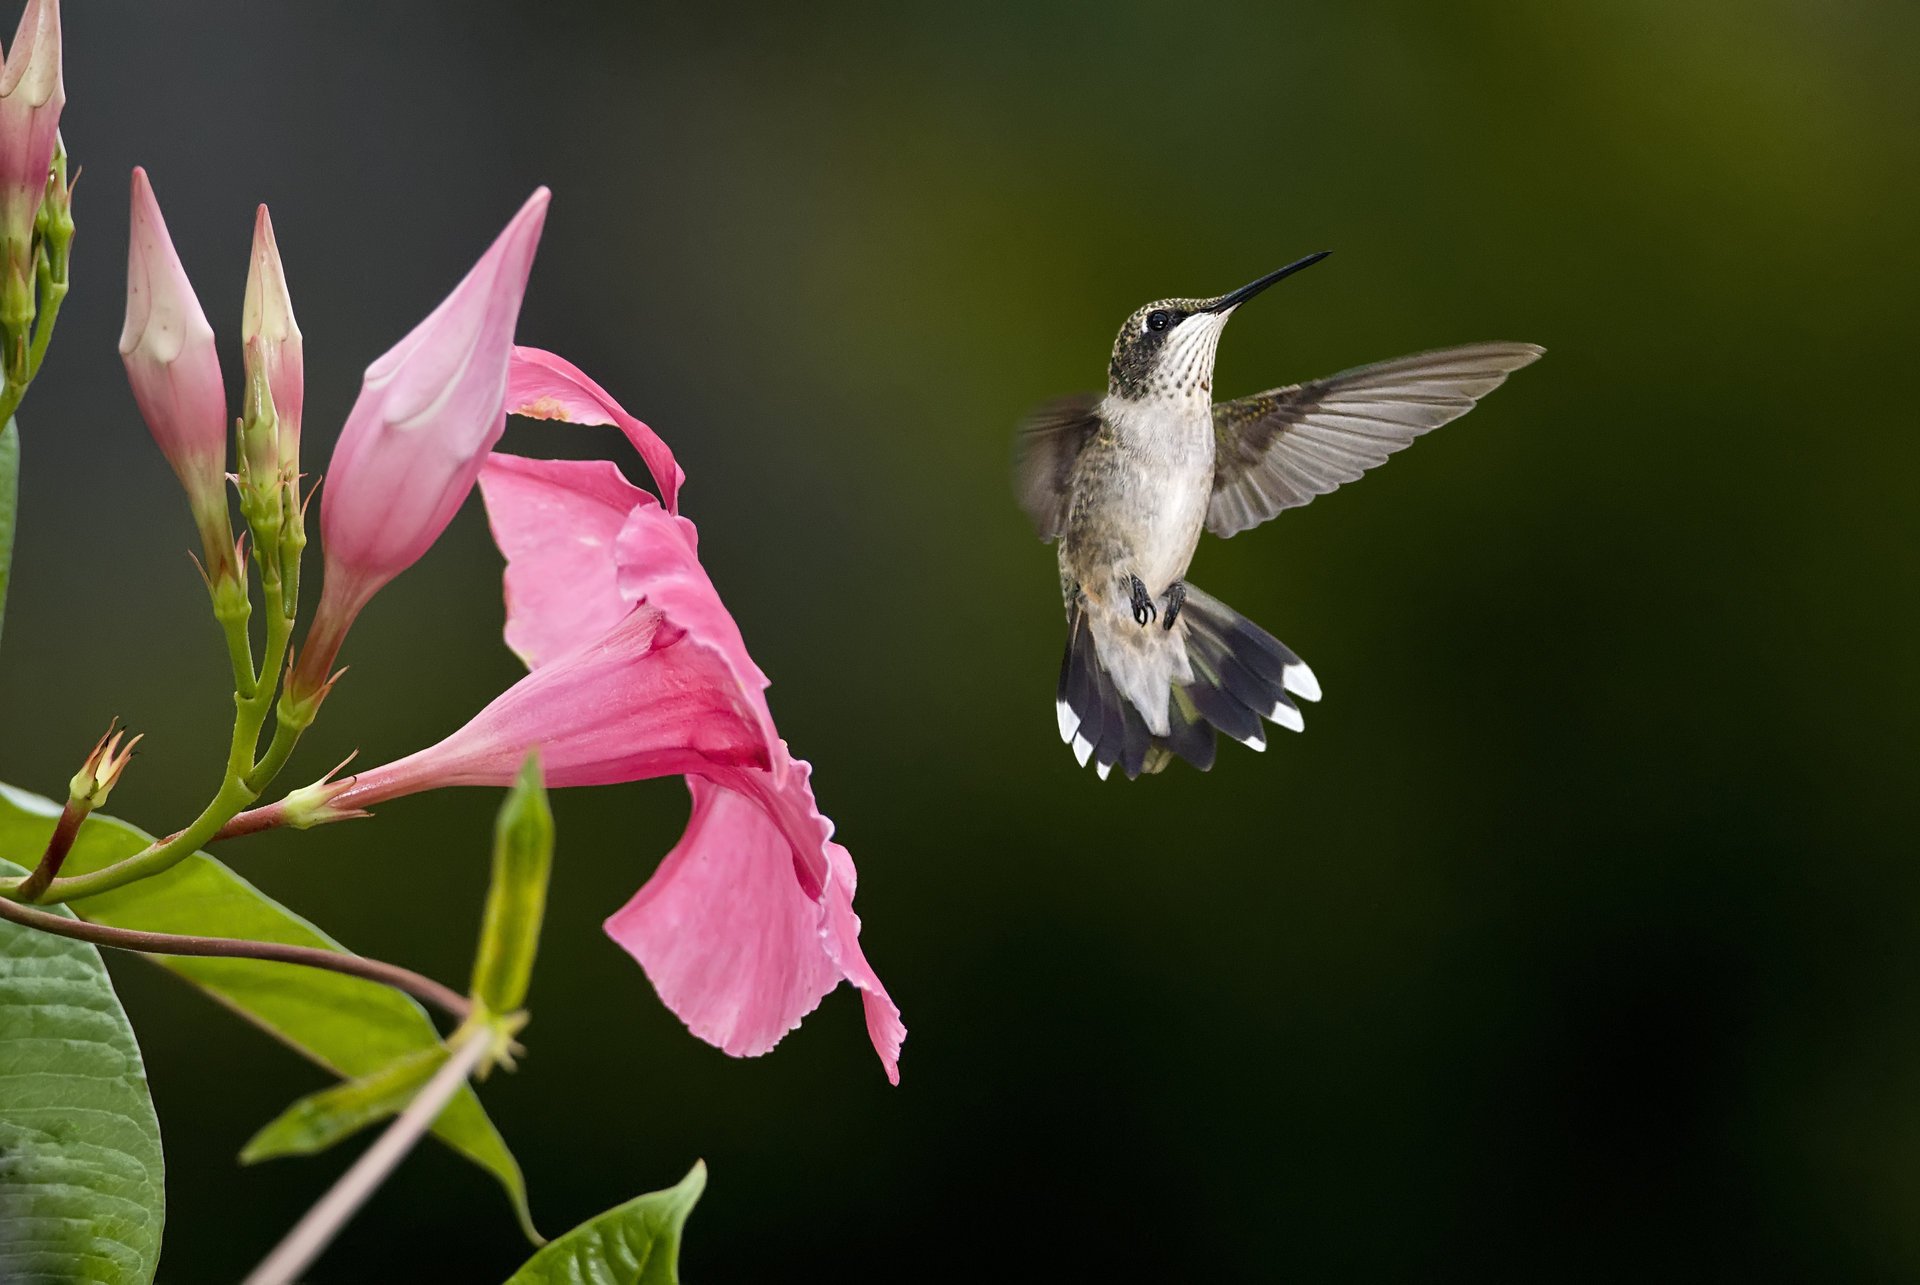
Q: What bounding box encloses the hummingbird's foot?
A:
[1128,575,1157,627]
[1162,581,1186,631]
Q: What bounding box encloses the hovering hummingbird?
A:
[1014,252,1542,779]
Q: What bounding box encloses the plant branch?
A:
[0,894,472,1021]
[13,796,84,901]
[244,1031,492,1285]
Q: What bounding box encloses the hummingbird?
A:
[1014,252,1542,779]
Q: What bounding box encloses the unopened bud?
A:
[33,134,70,273]
[242,204,301,478]
[0,0,63,256]
[468,750,553,1017]
[307,188,547,683]
[121,168,232,566]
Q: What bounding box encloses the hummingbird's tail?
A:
[1056,585,1321,779]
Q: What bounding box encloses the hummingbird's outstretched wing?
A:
[1208,342,1544,538]
[1013,392,1102,541]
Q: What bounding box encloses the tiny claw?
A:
[1128,575,1157,627]
[1162,582,1187,631]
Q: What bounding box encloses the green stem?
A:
[13,796,85,902]
[1,569,315,905]
[0,893,472,1021]
[0,417,16,657]
[218,589,259,701]
[24,275,63,386]
[13,772,259,903]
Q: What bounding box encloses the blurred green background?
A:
[2,0,1915,1278]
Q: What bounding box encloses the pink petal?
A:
[605,776,903,1083]
[819,838,906,1084]
[614,501,782,783]
[334,603,771,808]
[477,454,653,669]
[508,346,685,514]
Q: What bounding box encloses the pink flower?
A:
[242,204,302,469]
[296,188,549,695]
[0,0,61,253]
[300,349,904,1081]
[120,167,230,560]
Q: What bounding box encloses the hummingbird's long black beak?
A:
[1203,251,1332,314]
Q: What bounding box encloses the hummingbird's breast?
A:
[1062,395,1214,599]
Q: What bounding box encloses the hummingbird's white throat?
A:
[1151,311,1231,402]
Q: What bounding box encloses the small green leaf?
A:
[0,783,539,1242]
[0,858,165,1285]
[506,1163,706,1285]
[0,416,18,654]
[240,1044,449,1164]
[471,750,553,1015]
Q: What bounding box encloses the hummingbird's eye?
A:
[1146,310,1172,333]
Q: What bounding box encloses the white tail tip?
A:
[1283,660,1322,703]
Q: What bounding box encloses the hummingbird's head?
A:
[1107,251,1330,403]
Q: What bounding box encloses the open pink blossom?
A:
[286,348,903,1081]
[120,167,230,559]
[0,0,61,252]
[298,188,549,694]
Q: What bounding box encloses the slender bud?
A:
[34,131,70,269]
[241,204,301,476]
[120,167,233,575]
[292,188,548,700]
[469,750,552,1018]
[0,0,62,266]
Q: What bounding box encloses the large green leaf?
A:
[506,1163,705,1285]
[0,783,537,1241]
[0,416,17,654]
[0,858,165,1284]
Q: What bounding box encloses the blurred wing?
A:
[1013,393,1102,541]
[1207,342,1544,538]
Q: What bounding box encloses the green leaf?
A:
[0,783,539,1242]
[0,416,18,655]
[0,858,165,1284]
[506,1163,706,1285]
[240,1044,449,1164]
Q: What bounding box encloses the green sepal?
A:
[240,1043,449,1164]
[505,1163,706,1285]
[470,750,553,1016]
[0,859,166,1284]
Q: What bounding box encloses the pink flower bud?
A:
[120,167,231,555]
[0,0,61,254]
[297,188,549,690]
[242,204,302,468]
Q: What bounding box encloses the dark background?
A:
[2,1,1915,1279]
